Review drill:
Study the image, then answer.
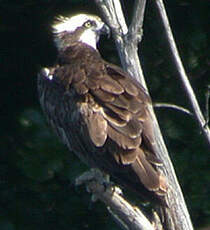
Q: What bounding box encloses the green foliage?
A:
[0,0,209,229]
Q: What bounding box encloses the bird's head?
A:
[53,13,110,50]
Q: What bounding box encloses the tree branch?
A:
[153,103,193,116]
[76,169,155,230]
[95,0,145,85]
[95,1,194,230]
[154,0,210,146]
[128,0,146,44]
[205,85,210,126]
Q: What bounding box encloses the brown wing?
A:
[61,46,167,196]
[38,43,167,203]
[88,63,166,194]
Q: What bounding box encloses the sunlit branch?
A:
[153,103,193,116]
[128,0,146,44]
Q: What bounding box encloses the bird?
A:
[37,13,167,205]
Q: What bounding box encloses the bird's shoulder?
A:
[38,45,156,165]
[54,53,152,159]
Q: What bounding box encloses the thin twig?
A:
[155,0,210,145]
[205,85,210,127]
[153,103,193,116]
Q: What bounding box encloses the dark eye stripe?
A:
[83,20,96,28]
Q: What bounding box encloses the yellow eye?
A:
[84,21,92,28]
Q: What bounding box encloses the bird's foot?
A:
[75,168,122,202]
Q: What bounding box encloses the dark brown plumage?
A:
[38,14,167,204]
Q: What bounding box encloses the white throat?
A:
[79,30,98,49]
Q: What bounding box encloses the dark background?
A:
[0,0,209,229]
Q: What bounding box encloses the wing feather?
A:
[74,82,88,94]
[99,76,124,94]
[91,89,115,102]
[104,103,131,121]
[117,78,139,96]
[85,112,108,147]
[131,148,161,191]
[109,119,142,139]
[38,43,167,203]
[107,125,141,149]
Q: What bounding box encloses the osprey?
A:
[38,14,167,204]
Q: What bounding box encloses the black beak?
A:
[100,24,111,37]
